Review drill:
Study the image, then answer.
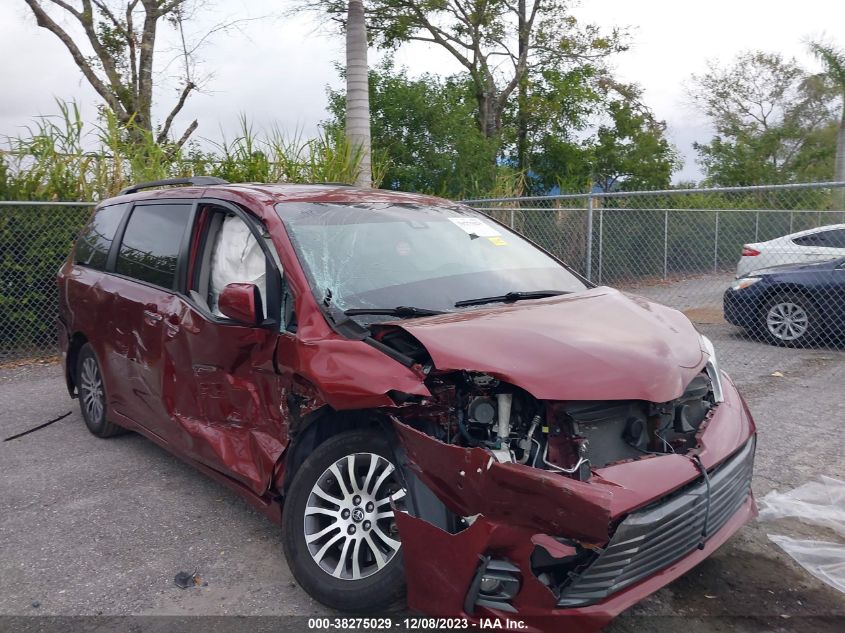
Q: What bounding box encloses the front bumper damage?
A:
[393,373,756,633]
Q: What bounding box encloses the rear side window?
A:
[822,229,845,248]
[74,203,127,269]
[793,233,820,246]
[116,204,192,289]
[794,229,845,248]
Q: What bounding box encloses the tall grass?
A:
[1,101,384,202]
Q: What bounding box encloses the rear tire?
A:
[760,292,819,347]
[76,343,125,437]
[282,429,407,612]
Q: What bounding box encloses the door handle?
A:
[143,309,163,324]
[165,313,181,337]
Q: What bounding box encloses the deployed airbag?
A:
[210,214,267,316]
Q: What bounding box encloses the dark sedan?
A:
[724,257,845,346]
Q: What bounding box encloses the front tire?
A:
[761,292,819,347]
[76,343,125,437]
[282,429,407,612]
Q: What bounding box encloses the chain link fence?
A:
[464,182,845,376]
[2,183,845,374]
[0,201,95,362]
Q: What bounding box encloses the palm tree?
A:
[809,40,845,207]
[346,0,372,187]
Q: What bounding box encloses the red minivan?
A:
[58,178,756,632]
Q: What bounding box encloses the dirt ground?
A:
[1,273,844,632]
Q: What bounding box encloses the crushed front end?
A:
[383,336,756,633]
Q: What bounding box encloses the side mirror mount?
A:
[219,283,263,325]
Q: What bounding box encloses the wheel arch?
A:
[65,332,89,397]
[757,282,819,317]
[277,407,455,532]
[279,407,393,495]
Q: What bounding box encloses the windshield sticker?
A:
[447,217,501,237]
[488,236,508,246]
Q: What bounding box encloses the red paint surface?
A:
[393,287,705,402]
[393,376,754,631]
[218,282,261,324]
[57,183,757,632]
[397,495,757,633]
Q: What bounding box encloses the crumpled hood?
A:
[394,287,706,402]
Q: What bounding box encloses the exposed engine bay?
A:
[378,327,720,480]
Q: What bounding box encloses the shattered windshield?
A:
[275,202,588,321]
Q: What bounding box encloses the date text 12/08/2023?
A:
[306,618,528,630]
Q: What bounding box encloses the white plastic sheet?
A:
[209,214,267,316]
[758,476,845,536]
[766,535,845,594]
[759,476,845,594]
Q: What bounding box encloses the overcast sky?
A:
[1,0,843,183]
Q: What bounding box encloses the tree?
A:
[809,40,845,205]
[23,0,200,146]
[326,61,497,196]
[329,63,678,197]
[530,84,679,193]
[305,0,624,173]
[690,51,838,186]
[345,0,372,186]
[590,94,680,192]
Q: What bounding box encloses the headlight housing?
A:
[731,277,762,291]
[700,335,724,403]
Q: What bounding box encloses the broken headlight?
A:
[700,335,724,403]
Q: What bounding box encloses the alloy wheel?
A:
[80,356,104,422]
[303,452,405,580]
[766,301,809,342]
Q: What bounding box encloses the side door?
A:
[107,201,194,442]
[158,201,289,496]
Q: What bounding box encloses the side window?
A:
[115,204,192,289]
[794,229,845,248]
[823,229,845,248]
[793,233,821,247]
[74,203,127,269]
[189,208,269,318]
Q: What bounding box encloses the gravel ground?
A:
[1,274,844,631]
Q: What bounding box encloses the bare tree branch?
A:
[156,80,195,143]
[172,118,198,149]
[24,0,127,118]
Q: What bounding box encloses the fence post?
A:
[598,207,604,284]
[663,209,669,280]
[714,210,720,272]
[585,194,593,281]
[509,208,515,229]
[754,211,759,242]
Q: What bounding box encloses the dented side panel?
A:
[159,296,287,496]
[100,274,180,440]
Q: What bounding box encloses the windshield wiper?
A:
[343,306,446,319]
[454,290,571,308]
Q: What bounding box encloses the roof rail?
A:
[117,176,228,196]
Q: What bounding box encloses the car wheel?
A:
[282,428,407,612]
[76,343,125,437]
[761,292,818,347]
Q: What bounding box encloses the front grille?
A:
[557,438,755,607]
